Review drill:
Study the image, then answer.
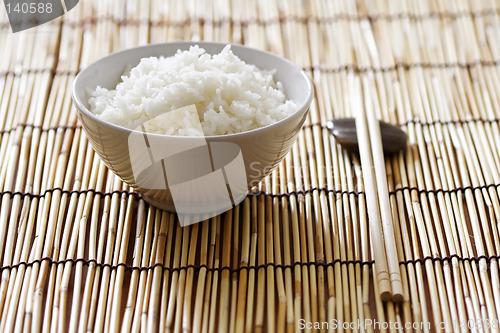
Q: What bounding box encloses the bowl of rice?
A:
[72,41,313,224]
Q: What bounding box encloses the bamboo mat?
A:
[1,0,500,332]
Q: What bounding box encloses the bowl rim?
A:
[72,41,314,139]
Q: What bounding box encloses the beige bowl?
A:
[72,42,313,222]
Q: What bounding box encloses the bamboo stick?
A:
[350,75,392,301]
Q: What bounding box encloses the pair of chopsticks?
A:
[351,75,404,303]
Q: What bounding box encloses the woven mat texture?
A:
[1,0,500,332]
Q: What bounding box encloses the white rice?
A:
[88,45,298,136]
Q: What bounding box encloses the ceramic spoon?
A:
[325,118,407,153]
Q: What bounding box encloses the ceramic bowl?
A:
[72,41,313,223]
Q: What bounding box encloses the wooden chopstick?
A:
[362,75,404,302]
[350,75,393,301]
